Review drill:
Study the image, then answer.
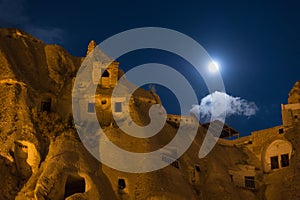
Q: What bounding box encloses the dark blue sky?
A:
[1,0,300,136]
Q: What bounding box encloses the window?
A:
[171,160,180,169]
[41,100,51,112]
[118,178,126,189]
[101,69,110,77]
[281,154,289,167]
[278,128,284,134]
[162,155,180,169]
[115,102,122,112]
[195,165,201,172]
[294,115,298,119]
[244,176,255,189]
[271,156,279,169]
[101,99,107,105]
[88,103,95,113]
[230,175,233,183]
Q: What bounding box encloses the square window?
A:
[115,102,122,112]
[278,128,284,134]
[88,103,95,113]
[244,176,255,188]
[101,100,107,105]
[271,156,279,169]
[281,154,289,167]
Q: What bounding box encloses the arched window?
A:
[262,139,292,172]
[102,70,110,77]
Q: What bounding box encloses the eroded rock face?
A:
[14,140,40,179]
[1,28,300,200]
[19,132,116,200]
[288,81,300,104]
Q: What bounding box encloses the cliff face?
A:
[289,81,300,104]
[0,28,116,199]
[0,28,299,200]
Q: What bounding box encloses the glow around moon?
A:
[208,61,219,73]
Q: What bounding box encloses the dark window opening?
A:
[245,176,255,188]
[294,115,298,119]
[271,156,279,169]
[281,154,289,167]
[41,100,51,112]
[171,160,180,169]
[101,100,107,105]
[88,103,95,113]
[115,102,122,112]
[118,178,126,189]
[279,128,284,134]
[195,165,201,172]
[101,69,110,77]
[230,175,233,183]
[64,174,85,198]
[162,155,179,169]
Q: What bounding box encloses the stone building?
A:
[73,40,162,127]
[92,61,119,88]
[282,81,300,127]
[216,81,300,190]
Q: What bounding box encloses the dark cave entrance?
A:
[64,174,85,198]
[41,98,51,112]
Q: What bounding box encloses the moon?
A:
[208,61,219,73]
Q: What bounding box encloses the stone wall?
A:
[92,61,119,88]
[282,103,300,127]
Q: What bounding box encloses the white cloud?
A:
[191,91,258,123]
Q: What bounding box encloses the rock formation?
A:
[289,80,300,104]
[0,28,299,199]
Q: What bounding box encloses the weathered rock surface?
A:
[0,28,299,199]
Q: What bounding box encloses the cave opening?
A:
[41,99,51,112]
[64,174,85,198]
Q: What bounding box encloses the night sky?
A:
[1,0,300,136]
